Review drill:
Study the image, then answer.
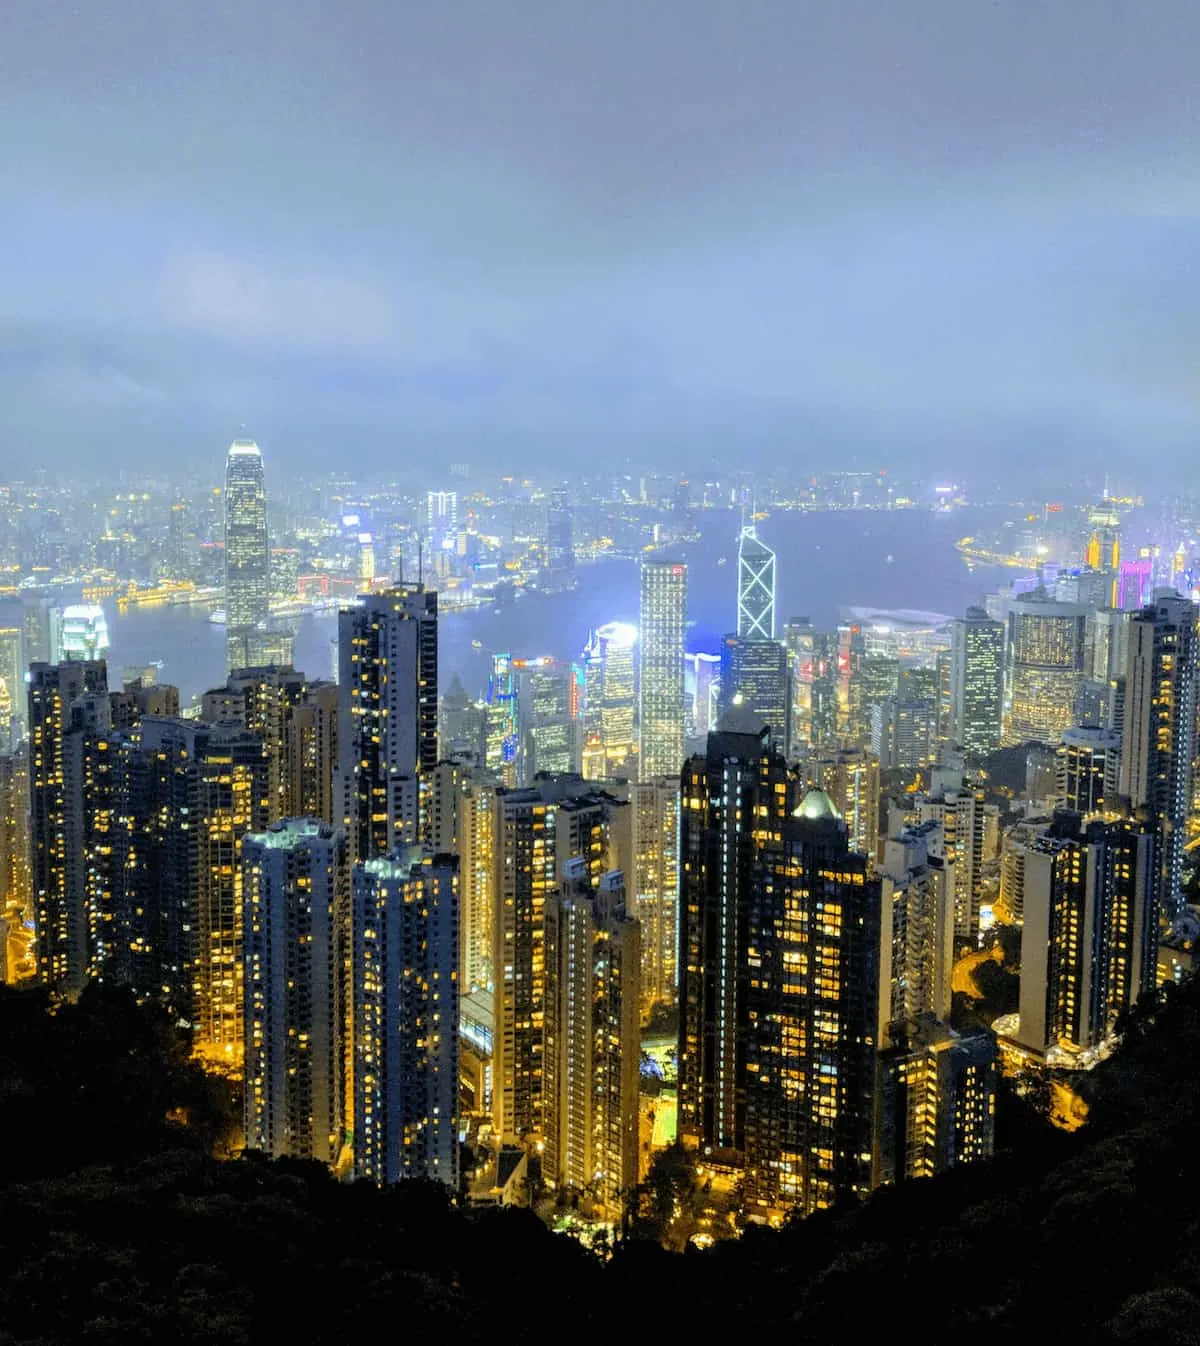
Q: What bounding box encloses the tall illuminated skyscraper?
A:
[352,847,459,1188]
[628,776,679,1020]
[949,607,1004,757]
[0,749,32,982]
[737,527,776,639]
[637,559,687,780]
[544,861,640,1217]
[718,634,790,754]
[0,625,22,748]
[338,586,438,864]
[430,760,496,992]
[1119,589,1197,922]
[582,623,637,779]
[1005,597,1088,746]
[242,819,348,1164]
[224,440,270,673]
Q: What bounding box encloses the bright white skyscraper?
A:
[637,559,687,779]
[224,440,270,672]
[737,526,776,640]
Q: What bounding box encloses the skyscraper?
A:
[430,759,496,992]
[878,822,955,1031]
[949,607,1004,757]
[678,721,792,1157]
[718,634,790,753]
[737,527,776,640]
[1119,590,1197,923]
[743,788,881,1220]
[0,625,23,749]
[628,776,679,1020]
[1016,812,1157,1058]
[338,585,438,864]
[0,750,32,983]
[516,658,580,781]
[1005,597,1088,746]
[582,623,637,779]
[28,659,108,990]
[242,819,348,1164]
[491,777,630,1142]
[224,440,270,673]
[1057,725,1120,815]
[352,847,459,1187]
[638,560,687,780]
[544,861,640,1217]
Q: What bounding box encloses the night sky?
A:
[3,2,1200,479]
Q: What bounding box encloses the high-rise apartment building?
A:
[1057,725,1120,815]
[430,759,496,992]
[638,560,687,780]
[242,819,348,1164]
[202,665,308,822]
[0,626,24,748]
[874,1016,997,1185]
[283,681,340,823]
[0,750,31,982]
[1017,812,1157,1058]
[737,528,776,640]
[491,777,630,1142]
[807,748,881,859]
[743,788,881,1220]
[544,861,640,1218]
[628,776,679,1020]
[27,660,108,990]
[1005,597,1088,745]
[870,697,936,772]
[917,770,996,943]
[678,722,792,1157]
[338,586,438,864]
[352,848,459,1187]
[224,440,270,673]
[1119,590,1197,923]
[949,607,1004,757]
[878,823,955,1032]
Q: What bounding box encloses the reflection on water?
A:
[105,507,1010,705]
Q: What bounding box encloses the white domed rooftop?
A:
[794,788,842,822]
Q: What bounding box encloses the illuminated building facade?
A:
[638,559,688,780]
[718,634,790,755]
[544,861,640,1217]
[202,665,308,822]
[737,528,776,640]
[781,618,816,751]
[430,759,496,991]
[686,651,721,738]
[0,750,32,982]
[917,772,996,943]
[1005,597,1088,746]
[582,623,637,779]
[242,819,348,1163]
[870,696,936,772]
[283,681,340,824]
[1017,812,1157,1058]
[491,777,629,1142]
[352,848,459,1187]
[60,604,110,662]
[628,776,679,1019]
[224,440,270,672]
[878,822,954,1031]
[949,607,1004,757]
[517,658,580,781]
[808,747,881,860]
[1119,590,1197,922]
[1057,725,1120,815]
[875,1016,997,1185]
[678,723,792,1157]
[0,625,22,748]
[28,659,108,990]
[743,789,881,1219]
[338,586,438,864]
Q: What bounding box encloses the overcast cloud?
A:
[2,1,1199,481]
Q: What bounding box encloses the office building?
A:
[426,490,458,555]
[743,788,881,1220]
[352,848,459,1187]
[544,862,640,1218]
[60,604,111,663]
[1005,596,1088,745]
[1119,590,1197,923]
[870,697,936,773]
[1017,812,1157,1058]
[517,657,580,781]
[949,607,1004,757]
[875,1017,997,1185]
[737,527,776,640]
[686,651,721,739]
[338,586,438,864]
[242,819,348,1163]
[224,440,271,672]
[582,622,637,779]
[485,653,520,786]
[1057,725,1120,815]
[638,560,688,780]
[718,634,790,755]
[491,777,630,1142]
